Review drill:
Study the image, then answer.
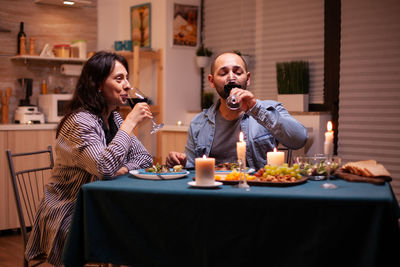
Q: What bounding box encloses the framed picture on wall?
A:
[131,3,151,48]
[173,3,198,47]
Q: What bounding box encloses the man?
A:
[166,52,307,170]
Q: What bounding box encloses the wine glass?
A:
[321,156,341,189]
[226,94,241,110]
[234,159,250,190]
[127,87,164,134]
[224,84,242,110]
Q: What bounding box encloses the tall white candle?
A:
[195,155,215,186]
[236,132,246,166]
[267,148,285,166]
[324,121,334,155]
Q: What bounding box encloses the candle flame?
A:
[273,147,277,153]
[239,132,244,142]
[202,155,207,159]
[327,121,333,132]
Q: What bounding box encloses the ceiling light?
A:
[63,1,74,5]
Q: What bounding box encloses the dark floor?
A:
[0,230,126,267]
[0,229,53,267]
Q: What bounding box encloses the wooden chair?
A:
[6,145,54,267]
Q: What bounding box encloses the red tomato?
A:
[254,169,264,177]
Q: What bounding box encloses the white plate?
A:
[187,181,222,188]
[130,170,189,180]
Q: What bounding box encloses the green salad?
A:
[299,160,339,176]
[145,163,183,173]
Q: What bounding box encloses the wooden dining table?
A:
[62,170,400,267]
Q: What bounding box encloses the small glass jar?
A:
[53,44,71,58]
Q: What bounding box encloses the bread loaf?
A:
[341,160,391,177]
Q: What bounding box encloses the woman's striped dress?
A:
[25,110,153,266]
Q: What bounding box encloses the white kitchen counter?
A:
[0,123,58,131]
[0,123,188,132]
[160,124,189,132]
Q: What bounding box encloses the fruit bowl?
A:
[295,155,341,181]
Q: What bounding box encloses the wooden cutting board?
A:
[335,170,391,185]
[335,170,392,185]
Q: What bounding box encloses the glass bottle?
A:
[17,22,26,55]
[48,66,58,93]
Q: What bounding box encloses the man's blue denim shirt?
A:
[184,99,308,170]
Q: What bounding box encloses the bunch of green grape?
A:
[255,163,302,179]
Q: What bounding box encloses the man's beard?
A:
[217,81,247,99]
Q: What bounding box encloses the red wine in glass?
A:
[225,84,242,110]
[128,87,164,134]
[127,97,149,108]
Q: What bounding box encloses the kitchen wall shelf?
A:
[11,55,86,64]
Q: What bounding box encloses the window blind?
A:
[203,0,256,94]
[339,0,400,198]
[255,0,324,103]
[203,0,324,104]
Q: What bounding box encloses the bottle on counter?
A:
[48,66,60,93]
[17,22,26,55]
[41,80,47,94]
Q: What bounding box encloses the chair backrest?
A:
[6,145,54,249]
[277,145,293,165]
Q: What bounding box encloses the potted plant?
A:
[201,91,214,109]
[276,61,309,112]
[196,45,213,68]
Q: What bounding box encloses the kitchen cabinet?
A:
[159,125,188,164]
[0,131,9,230]
[0,127,56,230]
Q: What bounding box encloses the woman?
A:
[25,51,153,266]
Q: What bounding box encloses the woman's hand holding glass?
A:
[121,102,153,136]
[128,87,164,134]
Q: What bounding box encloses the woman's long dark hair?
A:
[56,51,129,137]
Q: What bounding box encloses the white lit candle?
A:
[267,148,285,166]
[324,121,334,155]
[236,132,246,166]
[195,155,215,186]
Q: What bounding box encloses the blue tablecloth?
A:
[63,171,400,267]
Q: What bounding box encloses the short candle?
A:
[324,121,334,155]
[195,155,215,186]
[267,148,285,166]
